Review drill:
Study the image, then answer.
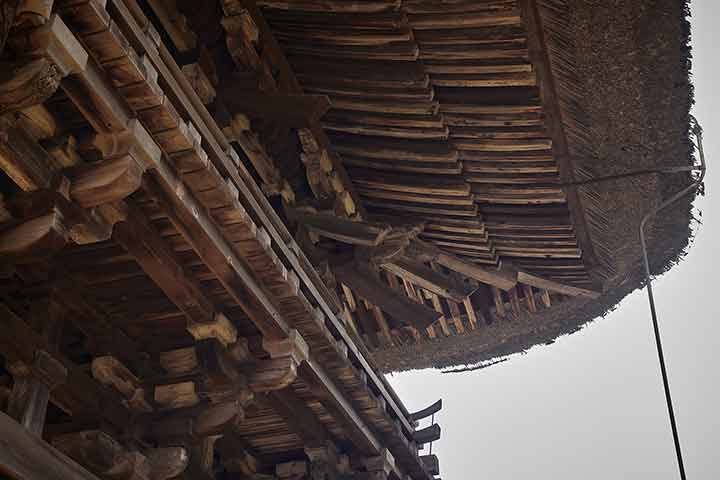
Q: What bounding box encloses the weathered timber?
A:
[263,388,328,448]
[412,424,440,444]
[0,303,130,427]
[112,200,217,325]
[295,210,391,246]
[409,240,517,290]
[67,156,145,208]
[0,0,19,54]
[0,411,102,480]
[381,257,476,303]
[516,270,600,298]
[220,90,331,127]
[91,355,152,413]
[52,430,150,480]
[408,399,441,422]
[419,455,438,476]
[7,349,67,435]
[333,263,441,331]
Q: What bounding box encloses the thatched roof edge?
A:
[373,0,698,372]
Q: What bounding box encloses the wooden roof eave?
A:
[0,4,432,480]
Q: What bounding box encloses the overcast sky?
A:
[388,1,718,478]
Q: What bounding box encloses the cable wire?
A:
[639,116,706,480]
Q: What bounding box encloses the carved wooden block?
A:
[187,312,238,347]
[91,355,152,413]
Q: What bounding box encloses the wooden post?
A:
[6,349,66,435]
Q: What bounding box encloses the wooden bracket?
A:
[91,356,152,413]
[244,330,309,392]
[187,312,238,347]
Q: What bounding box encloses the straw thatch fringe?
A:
[374,0,697,372]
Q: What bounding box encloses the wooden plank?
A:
[333,264,441,331]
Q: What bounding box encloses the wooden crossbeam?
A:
[516,271,600,299]
[410,240,517,290]
[333,264,441,331]
[220,91,331,127]
[382,257,476,303]
[295,210,391,246]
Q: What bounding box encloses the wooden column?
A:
[6,348,66,436]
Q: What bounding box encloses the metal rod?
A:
[639,116,706,480]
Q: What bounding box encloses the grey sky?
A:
[388,1,718,478]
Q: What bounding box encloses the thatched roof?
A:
[373,0,697,372]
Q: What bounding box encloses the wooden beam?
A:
[382,258,476,303]
[0,411,102,480]
[333,263,441,331]
[295,210,391,246]
[413,424,440,444]
[220,90,331,127]
[408,399,442,422]
[410,240,517,290]
[516,271,600,299]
